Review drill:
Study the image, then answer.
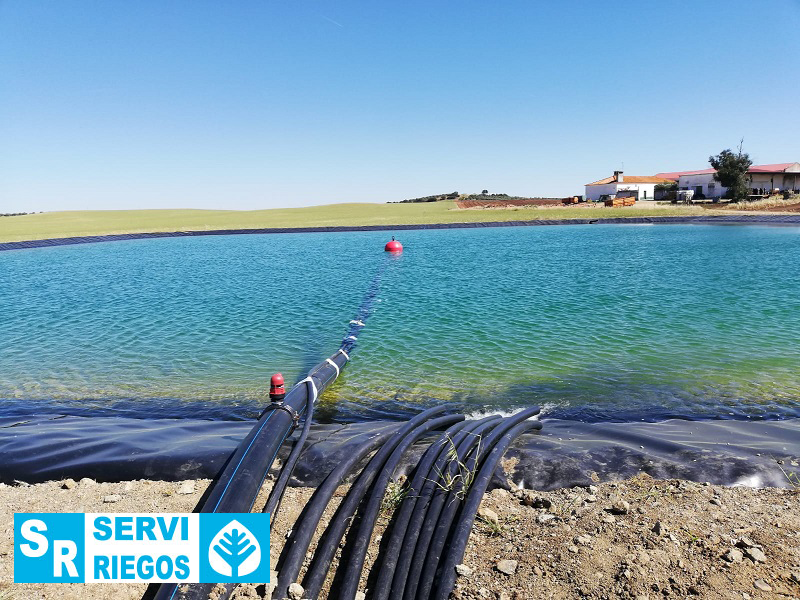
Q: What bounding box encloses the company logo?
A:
[207,520,260,577]
[14,513,270,583]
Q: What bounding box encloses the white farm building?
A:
[656,163,800,200]
[584,171,674,202]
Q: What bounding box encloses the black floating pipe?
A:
[332,413,466,600]
[262,379,315,523]
[274,405,447,600]
[267,256,390,526]
[388,416,501,600]
[415,408,542,600]
[150,253,393,600]
[402,416,503,600]
[431,418,541,600]
[371,420,471,600]
[152,351,348,600]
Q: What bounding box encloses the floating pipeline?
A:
[1,414,797,489]
[143,352,345,600]
[2,214,800,253]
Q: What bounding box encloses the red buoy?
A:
[269,373,286,401]
[384,236,403,253]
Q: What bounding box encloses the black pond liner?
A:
[2,214,800,253]
[1,415,798,489]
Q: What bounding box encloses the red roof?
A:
[656,163,799,180]
[655,169,715,180]
[585,175,675,186]
[748,163,798,172]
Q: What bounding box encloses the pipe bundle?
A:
[270,406,542,600]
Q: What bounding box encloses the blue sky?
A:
[2,0,799,212]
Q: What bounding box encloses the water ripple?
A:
[1,224,800,423]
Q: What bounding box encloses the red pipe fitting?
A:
[269,373,286,402]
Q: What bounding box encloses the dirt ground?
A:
[456,199,563,209]
[1,474,798,600]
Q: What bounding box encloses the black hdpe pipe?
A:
[370,420,472,600]
[387,416,501,600]
[262,378,315,523]
[266,256,393,523]
[332,413,466,600]
[431,418,542,600]
[274,405,447,600]
[401,416,504,600]
[273,424,399,573]
[152,255,393,600]
[339,256,389,358]
[151,352,348,600]
[415,408,542,600]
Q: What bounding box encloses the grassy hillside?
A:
[0,202,718,243]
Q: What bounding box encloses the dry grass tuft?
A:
[728,194,800,210]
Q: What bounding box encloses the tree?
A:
[481,189,488,195]
[709,140,752,201]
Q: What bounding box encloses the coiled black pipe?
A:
[297,407,455,600]
[370,420,471,600]
[387,416,501,600]
[331,413,465,600]
[415,408,541,600]
[401,416,503,600]
[151,352,347,600]
[273,405,447,600]
[273,424,397,573]
[431,418,541,600]
[262,378,316,524]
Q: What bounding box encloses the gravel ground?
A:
[1,474,798,600]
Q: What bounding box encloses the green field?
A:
[0,202,721,244]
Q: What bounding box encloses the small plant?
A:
[380,479,408,517]
[685,529,701,545]
[428,433,483,501]
[476,515,505,537]
[778,463,800,489]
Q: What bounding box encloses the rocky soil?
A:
[1,474,798,599]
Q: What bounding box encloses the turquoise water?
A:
[2,224,800,422]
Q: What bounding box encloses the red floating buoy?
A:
[269,373,286,401]
[384,236,403,253]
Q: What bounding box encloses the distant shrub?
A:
[463,193,521,201]
[394,192,460,203]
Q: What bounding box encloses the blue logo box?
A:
[14,512,270,583]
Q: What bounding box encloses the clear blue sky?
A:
[2,0,799,212]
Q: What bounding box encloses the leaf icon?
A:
[208,519,261,578]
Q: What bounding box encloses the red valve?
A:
[270,373,286,401]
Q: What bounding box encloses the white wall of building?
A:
[679,170,800,198]
[678,174,723,199]
[584,183,617,201]
[584,182,659,202]
[749,173,800,193]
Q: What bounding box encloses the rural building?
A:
[656,163,800,199]
[584,171,675,202]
